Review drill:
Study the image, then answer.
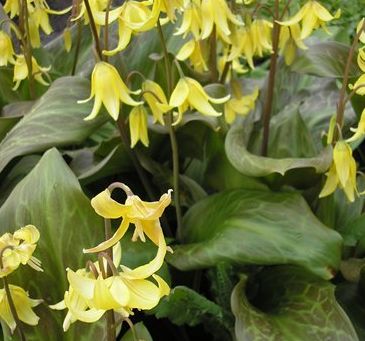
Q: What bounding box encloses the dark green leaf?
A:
[169,189,342,279]
[0,148,104,340]
[0,76,106,173]
[232,267,358,341]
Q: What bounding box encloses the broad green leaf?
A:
[169,189,342,279]
[0,76,106,174]
[225,123,332,177]
[342,215,365,253]
[154,286,227,328]
[0,68,28,106]
[121,322,153,341]
[232,266,358,341]
[0,148,104,340]
[291,42,360,78]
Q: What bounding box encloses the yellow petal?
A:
[91,189,131,218]
[67,269,95,300]
[169,78,190,107]
[319,163,338,198]
[13,225,40,244]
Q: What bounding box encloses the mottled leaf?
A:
[169,189,342,279]
[232,267,358,341]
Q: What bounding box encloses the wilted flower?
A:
[12,55,51,90]
[319,141,357,202]
[278,1,340,39]
[169,77,230,123]
[0,31,15,66]
[78,62,142,121]
[129,105,149,148]
[0,285,42,333]
[0,225,42,277]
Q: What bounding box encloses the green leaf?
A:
[225,122,332,177]
[0,76,106,174]
[169,189,342,279]
[154,286,226,328]
[121,322,153,341]
[291,42,360,78]
[232,266,358,341]
[0,148,104,340]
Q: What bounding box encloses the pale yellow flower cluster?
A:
[0,225,43,333]
[51,184,172,331]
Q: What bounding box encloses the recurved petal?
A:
[188,88,222,116]
[319,163,338,198]
[67,269,95,300]
[152,274,170,297]
[91,189,131,218]
[13,225,40,244]
[169,78,190,107]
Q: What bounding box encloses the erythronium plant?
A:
[2,0,365,340]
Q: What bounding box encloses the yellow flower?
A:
[0,225,42,277]
[79,62,142,121]
[357,18,365,44]
[278,1,340,39]
[200,0,243,42]
[346,108,365,143]
[160,0,183,22]
[129,105,149,148]
[175,3,202,40]
[169,77,230,123]
[51,243,170,331]
[224,86,259,124]
[319,141,357,202]
[0,285,42,333]
[3,0,20,18]
[63,28,72,52]
[357,47,365,73]
[176,39,208,72]
[0,31,15,66]
[84,186,172,253]
[279,23,307,65]
[28,7,53,48]
[12,55,51,91]
[349,74,365,96]
[142,80,171,125]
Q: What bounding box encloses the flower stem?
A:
[261,0,280,156]
[71,21,83,75]
[84,0,103,61]
[103,0,113,62]
[209,25,218,83]
[336,21,365,133]
[156,21,183,237]
[19,0,35,99]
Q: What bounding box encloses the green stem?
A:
[84,0,103,61]
[157,20,183,237]
[261,0,280,156]
[336,21,365,133]
[103,0,113,62]
[71,21,83,75]
[20,0,35,99]
[209,25,218,83]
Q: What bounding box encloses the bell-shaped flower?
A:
[169,77,230,123]
[12,55,51,91]
[0,225,42,277]
[78,62,142,121]
[224,86,259,124]
[319,141,357,202]
[129,105,149,148]
[28,6,53,48]
[84,186,172,253]
[278,1,340,39]
[0,285,42,333]
[176,39,208,72]
[174,3,202,40]
[349,74,365,96]
[279,23,308,65]
[3,0,20,18]
[142,80,171,125]
[0,31,15,66]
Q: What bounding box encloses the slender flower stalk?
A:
[157,20,183,237]
[261,0,281,156]
[83,0,103,61]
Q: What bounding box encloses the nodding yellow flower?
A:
[346,108,365,143]
[129,105,149,148]
[0,285,42,333]
[279,23,307,65]
[63,28,72,52]
[0,225,42,277]
[142,80,171,125]
[224,85,259,124]
[349,74,365,96]
[51,243,170,331]
[78,62,142,121]
[357,18,365,44]
[176,39,208,72]
[174,3,202,40]
[200,0,243,42]
[3,0,20,18]
[84,186,172,253]
[319,141,357,202]
[12,55,51,91]
[278,1,340,39]
[0,31,15,66]
[28,7,53,48]
[169,77,230,123]
[357,47,365,72]
[160,0,184,22]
